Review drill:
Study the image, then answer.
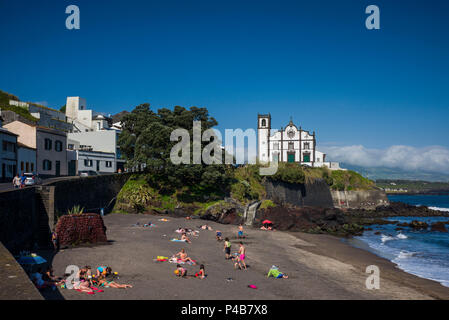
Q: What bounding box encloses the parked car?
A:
[79,170,99,177]
[23,173,42,186]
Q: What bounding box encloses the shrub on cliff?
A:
[330,170,375,191]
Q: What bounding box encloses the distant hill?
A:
[340,163,449,182]
[111,111,129,124]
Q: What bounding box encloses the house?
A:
[67,140,116,175]
[3,121,68,177]
[0,115,18,182]
[68,130,124,172]
[257,114,341,169]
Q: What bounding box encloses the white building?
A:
[65,97,125,172]
[257,114,340,169]
[67,139,116,174]
[68,130,124,172]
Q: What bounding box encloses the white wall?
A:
[77,150,116,173]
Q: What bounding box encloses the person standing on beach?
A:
[237,224,244,239]
[234,242,247,270]
[223,238,231,259]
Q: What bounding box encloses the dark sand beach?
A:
[46,213,449,300]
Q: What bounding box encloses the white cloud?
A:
[320,145,449,173]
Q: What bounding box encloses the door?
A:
[55,161,61,177]
[68,160,76,176]
[96,160,100,172]
[303,154,310,162]
[287,153,295,163]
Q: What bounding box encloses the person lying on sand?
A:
[216,230,222,241]
[98,275,132,288]
[175,249,196,265]
[267,266,288,279]
[199,225,212,230]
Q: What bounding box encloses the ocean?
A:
[348,194,449,288]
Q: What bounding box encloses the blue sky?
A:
[1,0,448,171]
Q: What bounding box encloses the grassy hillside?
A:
[114,164,377,214]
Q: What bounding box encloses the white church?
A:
[257,114,341,169]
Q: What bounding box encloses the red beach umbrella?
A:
[262,220,273,225]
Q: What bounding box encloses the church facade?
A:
[257,114,340,169]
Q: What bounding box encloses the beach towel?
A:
[158,218,169,222]
[171,239,187,242]
[75,289,95,295]
[248,285,258,289]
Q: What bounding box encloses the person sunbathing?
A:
[267,266,289,279]
[181,233,192,243]
[97,275,132,288]
[175,249,196,265]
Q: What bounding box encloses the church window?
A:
[304,142,310,150]
[261,119,266,127]
[288,142,294,150]
[287,130,295,139]
[273,142,279,150]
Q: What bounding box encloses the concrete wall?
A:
[18,146,36,174]
[0,188,40,253]
[331,189,390,210]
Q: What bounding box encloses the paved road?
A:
[0,176,81,193]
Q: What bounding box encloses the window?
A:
[288,142,294,150]
[2,141,16,152]
[44,138,52,150]
[304,142,310,150]
[287,130,295,139]
[84,159,93,167]
[26,162,29,172]
[106,161,112,168]
[21,162,24,171]
[261,119,266,127]
[55,140,63,152]
[31,163,34,172]
[43,160,52,171]
[317,158,321,162]
[68,144,74,150]
[273,142,279,150]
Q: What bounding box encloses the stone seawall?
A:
[264,179,335,208]
[331,189,389,210]
[264,179,389,210]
